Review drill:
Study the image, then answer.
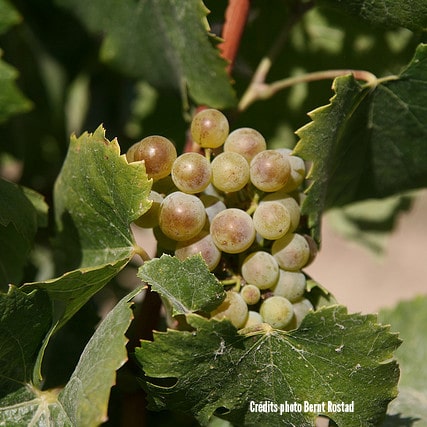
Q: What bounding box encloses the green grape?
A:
[175,231,221,271]
[275,149,306,192]
[211,152,250,193]
[292,298,314,328]
[250,149,291,192]
[241,251,279,290]
[303,234,318,267]
[252,200,291,240]
[240,284,261,305]
[190,108,229,149]
[133,191,163,228]
[211,291,248,329]
[260,296,294,329]
[262,190,301,232]
[223,127,266,163]
[243,310,263,328]
[171,152,211,194]
[271,269,306,302]
[126,135,177,181]
[159,191,206,241]
[210,208,256,254]
[271,233,310,271]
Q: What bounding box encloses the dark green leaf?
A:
[138,254,225,316]
[136,306,401,426]
[379,296,427,427]
[0,179,42,286]
[55,0,235,109]
[318,0,427,31]
[0,286,51,397]
[294,44,427,243]
[0,0,21,35]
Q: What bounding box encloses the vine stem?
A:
[238,68,379,111]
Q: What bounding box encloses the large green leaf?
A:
[136,306,401,426]
[55,0,235,109]
[379,296,427,427]
[294,43,427,242]
[0,287,142,426]
[0,179,46,287]
[0,0,20,35]
[0,286,52,397]
[318,0,427,31]
[137,254,225,316]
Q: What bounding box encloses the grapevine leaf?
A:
[0,288,141,426]
[137,254,225,316]
[0,286,52,397]
[318,0,427,31]
[0,179,45,287]
[54,0,236,109]
[379,296,427,426]
[294,43,427,243]
[0,0,21,35]
[136,306,401,426]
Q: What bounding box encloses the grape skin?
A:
[126,135,177,181]
[271,270,306,302]
[223,127,266,163]
[275,149,306,192]
[261,190,301,232]
[240,284,261,305]
[159,192,206,241]
[171,152,211,194]
[243,310,263,328]
[190,108,229,149]
[175,231,221,271]
[210,208,256,254]
[260,296,294,330]
[241,251,279,290]
[252,201,291,240]
[211,291,248,329]
[250,150,291,192]
[211,152,250,193]
[271,233,310,271]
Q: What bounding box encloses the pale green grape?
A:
[126,135,177,181]
[276,149,306,192]
[250,150,291,192]
[241,251,279,290]
[303,234,318,267]
[159,191,206,241]
[242,310,263,328]
[292,298,314,328]
[175,231,221,271]
[190,108,229,149]
[262,190,301,232]
[271,269,306,302]
[211,152,250,192]
[223,127,266,162]
[210,208,256,254]
[252,201,291,240]
[211,291,248,328]
[260,296,294,329]
[271,233,310,271]
[171,152,211,194]
[240,284,261,305]
[134,191,163,228]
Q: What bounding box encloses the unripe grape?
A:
[241,251,279,290]
[210,208,256,254]
[211,152,250,193]
[190,108,229,149]
[159,192,206,241]
[262,190,300,232]
[211,291,248,329]
[252,201,291,240]
[224,127,266,163]
[243,310,264,328]
[260,296,294,329]
[134,191,163,228]
[171,152,211,194]
[175,231,221,271]
[292,298,314,328]
[275,149,306,192]
[126,135,177,181]
[240,284,261,305]
[271,233,310,271]
[250,150,291,192]
[271,270,306,302]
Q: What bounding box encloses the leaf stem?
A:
[238,69,379,111]
[133,244,151,262]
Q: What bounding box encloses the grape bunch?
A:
[127,108,316,331]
